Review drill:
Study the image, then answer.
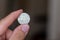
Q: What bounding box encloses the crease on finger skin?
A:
[0,37,2,40]
[0,33,6,40]
[6,29,13,40]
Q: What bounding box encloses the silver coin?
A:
[18,13,30,24]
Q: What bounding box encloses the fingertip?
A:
[20,24,29,34]
[16,9,23,13]
[17,24,30,35]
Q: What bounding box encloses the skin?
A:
[0,9,29,40]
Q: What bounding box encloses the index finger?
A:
[0,9,23,35]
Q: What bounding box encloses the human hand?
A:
[0,9,29,40]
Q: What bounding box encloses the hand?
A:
[0,9,29,40]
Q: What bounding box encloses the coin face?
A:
[18,13,30,24]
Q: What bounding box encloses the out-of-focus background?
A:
[0,0,60,40]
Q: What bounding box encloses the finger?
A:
[9,24,29,40]
[0,9,23,35]
[0,29,12,40]
[0,33,5,40]
[6,29,13,39]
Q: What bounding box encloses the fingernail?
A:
[21,24,29,33]
[17,9,23,13]
[19,9,23,12]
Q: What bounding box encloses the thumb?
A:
[9,24,29,40]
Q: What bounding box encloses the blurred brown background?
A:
[1,0,59,40]
[0,0,47,40]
